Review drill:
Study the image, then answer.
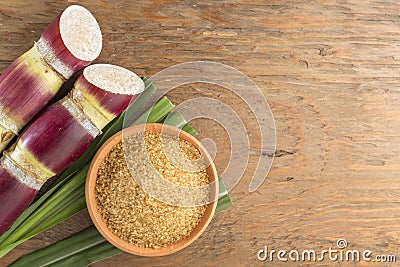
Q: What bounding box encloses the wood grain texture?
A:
[1,0,400,266]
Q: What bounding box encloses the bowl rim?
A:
[85,123,219,257]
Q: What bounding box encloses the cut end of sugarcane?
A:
[83,64,145,95]
[38,5,102,79]
[60,5,102,61]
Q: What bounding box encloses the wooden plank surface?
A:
[1,0,400,265]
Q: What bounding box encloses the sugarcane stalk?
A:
[0,5,102,152]
[0,64,144,234]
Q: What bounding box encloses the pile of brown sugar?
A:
[95,132,209,248]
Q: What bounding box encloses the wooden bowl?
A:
[86,123,218,257]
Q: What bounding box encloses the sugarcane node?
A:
[69,92,85,111]
[1,131,13,143]
[35,44,67,82]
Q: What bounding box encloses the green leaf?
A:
[161,111,197,136]
[8,226,105,267]
[46,240,121,267]
[215,194,233,214]
[130,96,174,126]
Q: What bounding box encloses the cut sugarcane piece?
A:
[37,5,102,79]
[0,64,144,234]
[0,5,102,153]
[71,64,145,129]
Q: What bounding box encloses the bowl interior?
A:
[86,123,218,257]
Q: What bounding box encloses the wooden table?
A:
[1,0,400,266]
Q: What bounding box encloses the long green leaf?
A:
[47,241,121,267]
[130,96,173,126]
[32,191,86,236]
[161,111,197,136]
[9,226,105,267]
